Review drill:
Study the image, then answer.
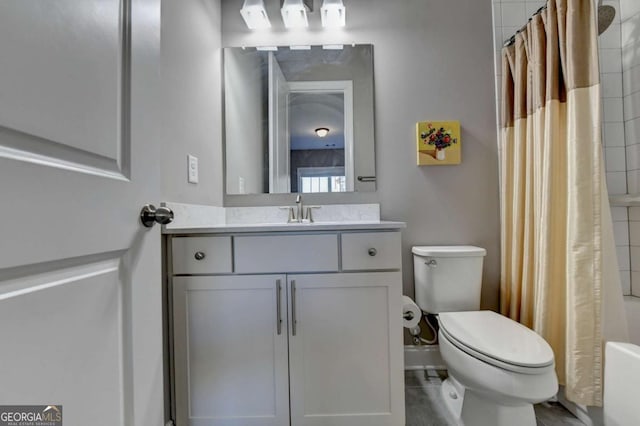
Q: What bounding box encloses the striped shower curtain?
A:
[499,0,627,406]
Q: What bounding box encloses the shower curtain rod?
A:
[503,4,548,47]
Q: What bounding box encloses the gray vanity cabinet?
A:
[172,274,290,426]
[286,272,404,426]
[169,230,405,426]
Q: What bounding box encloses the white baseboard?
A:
[404,344,446,370]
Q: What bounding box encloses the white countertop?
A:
[163,220,406,234]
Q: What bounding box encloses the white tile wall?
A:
[630,207,640,296]
[627,170,639,193]
[604,97,625,123]
[600,23,622,49]
[501,3,526,27]
[607,147,627,172]
[614,206,631,296]
[605,122,626,147]
[602,72,624,98]
[607,171,628,194]
[620,0,640,21]
[624,91,640,121]
[623,65,640,96]
[598,1,626,196]
[621,0,640,297]
[600,48,624,73]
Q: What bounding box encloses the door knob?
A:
[140,204,174,228]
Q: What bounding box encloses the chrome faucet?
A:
[279,194,320,223]
[296,194,303,223]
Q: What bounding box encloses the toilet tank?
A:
[412,246,486,314]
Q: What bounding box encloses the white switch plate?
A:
[188,155,199,183]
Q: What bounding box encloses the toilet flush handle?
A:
[425,258,437,267]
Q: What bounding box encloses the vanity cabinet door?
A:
[173,275,289,426]
[287,272,405,426]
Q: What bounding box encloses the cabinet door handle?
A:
[194,251,206,260]
[276,279,282,335]
[291,280,297,336]
[368,248,377,256]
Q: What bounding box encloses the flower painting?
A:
[416,120,461,165]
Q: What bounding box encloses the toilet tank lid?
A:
[412,245,486,257]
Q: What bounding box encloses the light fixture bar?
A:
[240,0,271,30]
[256,46,278,51]
[281,0,309,28]
[321,0,346,28]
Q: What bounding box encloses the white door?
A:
[268,52,290,193]
[0,1,164,425]
[287,273,405,426]
[172,275,290,426]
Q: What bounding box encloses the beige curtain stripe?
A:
[500,49,515,129]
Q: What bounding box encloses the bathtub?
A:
[604,340,640,425]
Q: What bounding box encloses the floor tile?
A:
[534,401,585,426]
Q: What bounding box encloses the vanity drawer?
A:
[234,234,339,273]
[171,236,233,274]
[341,232,402,271]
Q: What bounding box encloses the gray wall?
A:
[161,0,223,205]
[221,0,500,309]
[224,49,265,194]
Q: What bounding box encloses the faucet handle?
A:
[304,206,321,223]
[279,206,297,223]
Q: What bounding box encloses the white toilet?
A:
[412,246,558,426]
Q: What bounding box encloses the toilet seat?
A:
[439,311,555,374]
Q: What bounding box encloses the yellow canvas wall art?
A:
[416,120,461,165]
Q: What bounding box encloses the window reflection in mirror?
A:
[224,44,376,195]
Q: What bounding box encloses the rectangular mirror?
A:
[224,44,376,195]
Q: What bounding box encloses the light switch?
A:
[188,155,199,183]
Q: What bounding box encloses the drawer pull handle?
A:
[368,248,377,256]
[194,251,206,261]
[291,280,297,336]
[276,280,282,335]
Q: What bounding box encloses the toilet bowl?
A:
[438,311,558,426]
[412,246,559,426]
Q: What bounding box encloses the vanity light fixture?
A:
[322,44,344,50]
[320,0,346,28]
[256,46,278,51]
[240,0,271,30]
[290,45,312,50]
[281,0,310,28]
[315,127,330,138]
